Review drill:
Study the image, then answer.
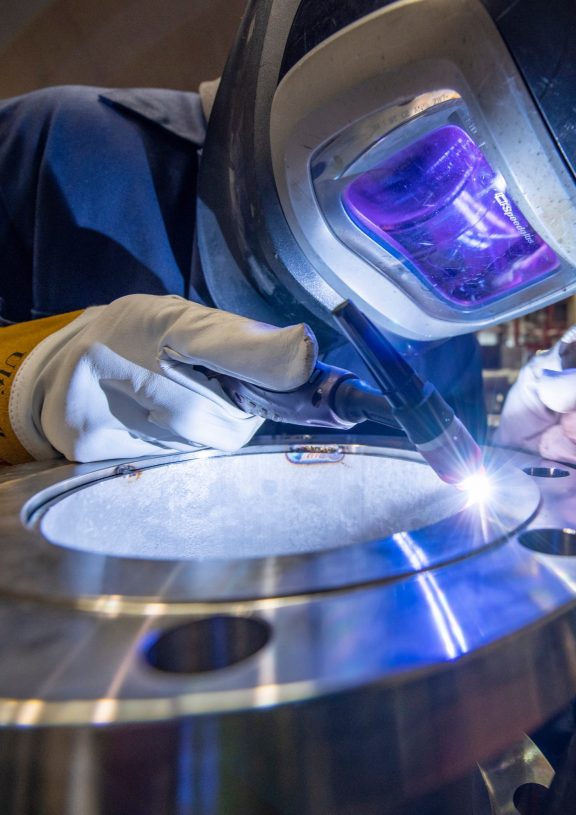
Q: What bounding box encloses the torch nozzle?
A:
[332,300,483,486]
[414,415,484,486]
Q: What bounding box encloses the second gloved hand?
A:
[11,294,318,462]
[494,326,576,463]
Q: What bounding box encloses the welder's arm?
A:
[0,294,317,464]
[494,327,576,463]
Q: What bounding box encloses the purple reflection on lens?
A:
[342,125,558,307]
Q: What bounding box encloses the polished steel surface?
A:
[0,436,575,814]
[38,449,484,559]
[0,440,540,602]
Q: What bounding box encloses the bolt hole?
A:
[523,467,570,478]
[519,528,576,556]
[513,782,549,814]
[145,615,271,674]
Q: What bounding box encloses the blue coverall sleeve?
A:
[0,85,203,323]
[0,85,486,441]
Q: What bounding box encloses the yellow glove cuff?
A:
[0,311,83,464]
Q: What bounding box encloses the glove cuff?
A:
[1,311,84,463]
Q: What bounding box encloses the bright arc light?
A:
[457,468,493,504]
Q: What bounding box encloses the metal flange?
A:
[0,436,574,814]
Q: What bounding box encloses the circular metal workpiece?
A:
[1,437,576,814]
[6,439,539,602]
[38,451,482,560]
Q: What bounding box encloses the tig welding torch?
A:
[331,300,483,485]
[211,300,483,486]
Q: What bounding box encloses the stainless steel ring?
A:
[0,435,575,814]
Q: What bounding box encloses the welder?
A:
[0,0,574,484]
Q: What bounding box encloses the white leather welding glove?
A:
[494,326,576,463]
[10,294,317,462]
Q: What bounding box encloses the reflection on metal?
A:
[0,437,574,813]
[393,532,469,658]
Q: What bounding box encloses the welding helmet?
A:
[196,0,576,342]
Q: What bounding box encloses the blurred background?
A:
[0,0,574,427]
[0,0,245,96]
